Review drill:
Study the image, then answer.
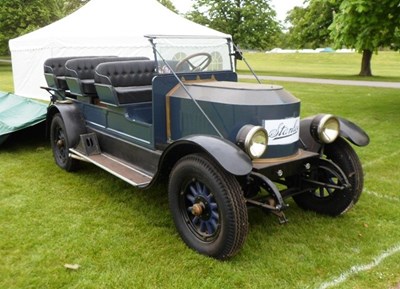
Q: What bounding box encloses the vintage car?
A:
[42,35,369,260]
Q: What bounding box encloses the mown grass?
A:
[1,56,400,288]
[0,59,13,92]
[237,51,400,82]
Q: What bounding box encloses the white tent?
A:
[9,0,229,100]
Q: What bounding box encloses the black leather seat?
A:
[65,57,149,96]
[44,56,95,90]
[95,60,156,105]
[65,57,117,95]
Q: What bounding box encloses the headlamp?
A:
[310,114,340,144]
[236,125,268,159]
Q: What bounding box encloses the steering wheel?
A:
[175,52,212,72]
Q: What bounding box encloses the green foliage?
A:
[52,0,90,18]
[158,0,178,13]
[329,0,400,52]
[286,0,341,48]
[286,0,400,76]
[287,0,400,52]
[186,0,281,50]
[0,0,88,55]
[329,0,400,76]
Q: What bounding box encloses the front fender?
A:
[160,135,252,176]
[338,117,369,146]
[47,102,86,147]
[300,115,369,152]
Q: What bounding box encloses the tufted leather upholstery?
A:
[65,57,148,94]
[44,56,96,90]
[95,60,156,104]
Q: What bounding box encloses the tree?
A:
[286,0,341,48]
[286,0,400,76]
[186,0,281,50]
[330,0,400,76]
[158,0,178,13]
[53,0,90,18]
[0,0,88,55]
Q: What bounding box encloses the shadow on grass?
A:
[0,119,170,216]
[0,121,47,151]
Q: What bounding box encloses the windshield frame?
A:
[145,35,235,74]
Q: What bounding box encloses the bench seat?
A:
[55,76,68,90]
[115,85,153,104]
[80,79,97,94]
[65,56,149,97]
[44,56,97,90]
[95,60,156,106]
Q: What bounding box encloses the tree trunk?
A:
[359,49,373,76]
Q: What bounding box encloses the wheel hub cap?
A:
[56,139,64,148]
[191,203,204,216]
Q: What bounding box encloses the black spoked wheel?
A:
[50,113,79,171]
[293,137,364,216]
[168,153,248,260]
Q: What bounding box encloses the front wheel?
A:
[168,153,248,260]
[50,113,79,171]
[293,138,364,216]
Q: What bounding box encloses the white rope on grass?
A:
[364,189,400,203]
[363,150,400,169]
[317,244,400,289]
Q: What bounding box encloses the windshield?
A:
[147,36,234,74]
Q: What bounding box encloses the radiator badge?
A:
[263,117,300,145]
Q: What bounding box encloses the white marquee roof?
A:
[9,0,229,100]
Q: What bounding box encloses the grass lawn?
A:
[0,60,14,92]
[1,56,400,288]
[237,51,400,82]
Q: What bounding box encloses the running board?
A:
[69,148,152,187]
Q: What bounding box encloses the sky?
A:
[170,0,305,23]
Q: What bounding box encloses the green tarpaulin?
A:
[0,91,47,145]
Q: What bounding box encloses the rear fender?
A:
[159,135,252,177]
[47,102,86,147]
[300,115,369,152]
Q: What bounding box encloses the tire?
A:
[50,113,79,171]
[168,153,248,260]
[293,137,364,216]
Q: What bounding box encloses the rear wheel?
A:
[293,138,363,216]
[168,153,248,260]
[50,113,79,171]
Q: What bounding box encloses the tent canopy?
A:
[9,0,229,100]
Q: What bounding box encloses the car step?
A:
[69,148,152,187]
[76,133,101,156]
